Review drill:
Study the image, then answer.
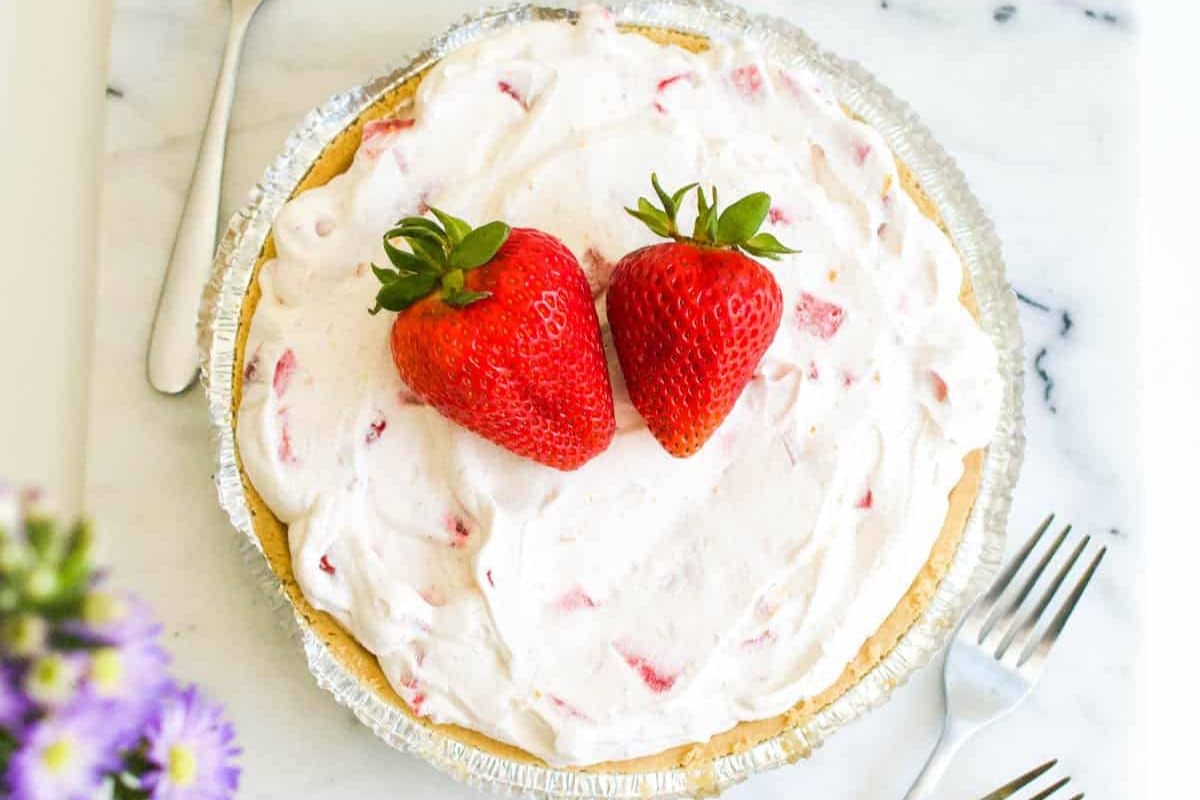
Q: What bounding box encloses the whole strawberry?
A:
[370,209,615,470]
[607,175,796,458]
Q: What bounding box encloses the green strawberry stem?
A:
[369,208,511,314]
[625,173,799,260]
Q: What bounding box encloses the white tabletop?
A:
[85,1,1137,797]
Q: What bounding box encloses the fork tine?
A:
[970,514,1055,631]
[979,523,1071,645]
[1027,776,1072,800]
[979,759,1058,799]
[1020,546,1107,668]
[995,535,1090,660]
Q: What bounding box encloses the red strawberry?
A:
[607,175,796,457]
[369,209,615,470]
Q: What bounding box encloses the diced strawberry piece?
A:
[363,117,415,142]
[273,349,296,397]
[656,72,691,92]
[854,143,872,166]
[730,64,764,98]
[742,629,776,649]
[447,515,470,548]
[318,555,336,575]
[497,81,529,110]
[400,677,425,715]
[365,414,387,444]
[278,419,296,463]
[768,207,790,225]
[549,695,590,720]
[842,372,857,388]
[614,642,679,693]
[583,247,616,294]
[360,117,415,159]
[932,372,949,402]
[243,349,260,383]
[795,292,846,339]
[556,587,597,612]
[856,489,873,509]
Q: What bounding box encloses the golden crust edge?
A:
[227,26,985,775]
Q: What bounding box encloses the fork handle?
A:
[902,718,976,800]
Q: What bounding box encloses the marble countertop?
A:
[88,0,1137,797]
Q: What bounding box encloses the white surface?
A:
[81,0,1138,797]
[1138,2,1198,798]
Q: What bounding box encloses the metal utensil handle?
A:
[902,718,976,800]
[147,17,251,394]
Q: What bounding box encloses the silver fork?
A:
[903,515,1106,799]
[979,759,1083,800]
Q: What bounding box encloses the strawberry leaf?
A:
[370,271,439,314]
[431,208,472,246]
[371,264,400,284]
[383,239,437,275]
[739,231,800,260]
[407,235,449,269]
[394,216,449,242]
[627,174,796,257]
[442,288,492,308]
[651,173,676,219]
[625,207,672,238]
[449,221,510,270]
[716,192,770,246]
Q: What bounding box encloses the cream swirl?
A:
[237,5,1001,766]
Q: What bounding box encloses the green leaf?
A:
[406,235,449,269]
[693,186,719,242]
[449,221,510,270]
[740,231,799,260]
[650,173,675,218]
[625,207,672,238]
[670,182,699,214]
[430,208,472,246]
[443,288,492,308]
[716,191,770,246]
[371,264,400,284]
[382,239,438,276]
[394,216,448,242]
[372,271,439,313]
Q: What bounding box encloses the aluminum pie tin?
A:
[200,1,1025,796]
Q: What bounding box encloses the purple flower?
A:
[83,637,172,749]
[0,663,31,736]
[3,701,119,800]
[141,685,240,800]
[22,652,86,710]
[68,590,160,645]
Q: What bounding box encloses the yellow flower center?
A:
[41,738,72,774]
[83,592,123,625]
[90,648,122,693]
[28,653,73,704]
[168,744,198,788]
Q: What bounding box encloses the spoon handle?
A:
[147,14,252,394]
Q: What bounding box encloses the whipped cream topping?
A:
[237,6,1001,766]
